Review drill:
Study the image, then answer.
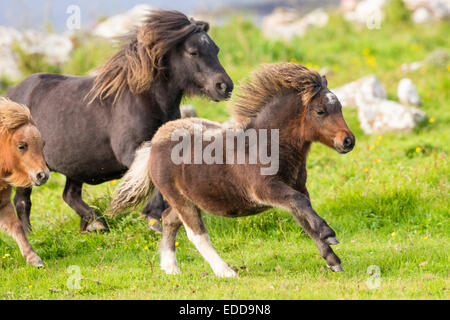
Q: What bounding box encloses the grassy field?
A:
[0,3,449,299]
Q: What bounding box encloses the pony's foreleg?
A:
[14,187,33,233]
[160,207,182,275]
[178,206,236,278]
[0,202,42,266]
[261,182,342,272]
[63,178,107,232]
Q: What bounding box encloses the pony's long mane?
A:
[0,97,32,135]
[232,63,324,125]
[0,98,33,187]
[88,10,209,103]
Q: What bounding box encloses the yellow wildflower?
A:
[376,159,381,163]
[429,118,435,123]
[376,141,380,146]
[370,146,375,151]
[305,62,313,68]
[366,55,376,68]
[391,232,397,237]
[175,242,180,247]
[423,236,429,240]
[362,48,370,56]
[144,246,149,251]
[416,147,421,153]
[364,168,369,173]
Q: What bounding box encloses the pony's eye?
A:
[189,51,198,57]
[316,109,326,115]
[18,144,28,151]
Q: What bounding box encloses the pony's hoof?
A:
[27,256,43,268]
[327,264,343,272]
[162,265,181,275]
[325,236,340,245]
[87,221,108,233]
[214,267,237,278]
[147,218,162,234]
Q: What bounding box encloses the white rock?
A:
[427,0,450,19]
[0,45,22,81]
[21,30,73,65]
[340,0,360,12]
[357,98,426,134]
[0,27,23,81]
[93,4,152,39]
[261,8,329,41]
[397,78,422,106]
[180,105,198,118]
[262,8,307,40]
[404,0,450,21]
[303,9,330,28]
[331,75,387,108]
[412,7,433,23]
[0,26,73,81]
[400,61,425,72]
[344,0,386,25]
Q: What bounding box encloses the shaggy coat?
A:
[7,10,233,232]
[110,63,355,277]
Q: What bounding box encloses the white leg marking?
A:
[184,225,236,278]
[160,247,180,275]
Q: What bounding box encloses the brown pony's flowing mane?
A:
[88,10,209,103]
[0,97,32,135]
[232,63,324,125]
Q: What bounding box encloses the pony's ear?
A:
[321,75,328,88]
[192,19,210,32]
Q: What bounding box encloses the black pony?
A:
[7,10,233,232]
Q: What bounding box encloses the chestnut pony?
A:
[0,98,49,266]
[110,63,355,277]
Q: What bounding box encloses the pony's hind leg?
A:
[63,178,107,232]
[0,201,42,266]
[178,204,236,278]
[160,207,182,274]
[14,187,33,233]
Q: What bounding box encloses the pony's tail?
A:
[108,142,154,214]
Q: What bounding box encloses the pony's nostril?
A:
[343,136,353,148]
[36,172,48,183]
[216,82,227,93]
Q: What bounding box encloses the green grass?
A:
[0,6,449,299]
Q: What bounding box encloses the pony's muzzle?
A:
[212,74,234,101]
[334,132,355,154]
[33,170,49,186]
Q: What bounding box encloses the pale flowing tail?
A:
[109,142,155,214]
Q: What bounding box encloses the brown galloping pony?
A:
[0,98,49,266]
[110,63,355,277]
